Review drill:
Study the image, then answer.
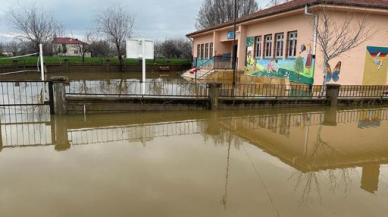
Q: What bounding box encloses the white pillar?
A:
[142,39,146,94]
[39,44,45,81]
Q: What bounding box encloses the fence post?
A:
[64,59,70,73]
[49,76,68,115]
[105,59,111,72]
[326,84,340,107]
[207,83,222,110]
[51,116,70,151]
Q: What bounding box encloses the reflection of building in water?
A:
[221,108,388,195]
[358,110,383,129]
[2,107,388,196]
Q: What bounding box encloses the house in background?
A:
[187,0,388,85]
[52,37,91,57]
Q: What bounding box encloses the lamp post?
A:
[232,0,238,89]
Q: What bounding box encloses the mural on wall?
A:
[245,36,315,85]
[363,46,388,85]
[325,61,342,83]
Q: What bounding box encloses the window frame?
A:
[286,31,298,58]
[205,43,209,59]
[263,34,273,59]
[254,36,262,59]
[200,44,205,59]
[209,43,213,58]
[274,32,284,58]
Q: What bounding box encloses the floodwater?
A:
[1,106,388,217]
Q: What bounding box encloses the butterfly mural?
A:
[325,61,342,83]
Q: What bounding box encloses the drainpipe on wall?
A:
[304,5,318,56]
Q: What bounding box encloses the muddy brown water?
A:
[0,71,183,81]
[0,106,388,217]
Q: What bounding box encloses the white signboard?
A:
[126,39,154,59]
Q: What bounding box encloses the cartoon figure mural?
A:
[363,46,388,85]
[244,36,316,85]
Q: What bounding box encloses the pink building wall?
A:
[314,10,388,85]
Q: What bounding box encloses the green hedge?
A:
[0,56,192,66]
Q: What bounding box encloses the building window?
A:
[200,44,204,59]
[274,33,284,58]
[197,44,200,59]
[209,43,213,58]
[205,43,209,59]
[264,34,272,58]
[287,31,298,58]
[255,36,262,58]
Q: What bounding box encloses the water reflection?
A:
[1,107,388,216]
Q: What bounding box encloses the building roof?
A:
[187,0,388,37]
[53,37,85,45]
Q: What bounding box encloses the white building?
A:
[52,37,91,57]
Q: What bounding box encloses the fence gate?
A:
[0,81,52,108]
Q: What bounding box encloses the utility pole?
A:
[232,0,238,89]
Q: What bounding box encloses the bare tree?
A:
[9,5,62,51]
[96,6,135,71]
[196,0,258,29]
[316,7,370,84]
[77,32,93,63]
[155,39,192,59]
[89,40,113,57]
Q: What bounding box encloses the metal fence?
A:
[66,80,209,97]
[0,81,49,106]
[65,81,388,100]
[339,85,388,98]
[220,83,325,98]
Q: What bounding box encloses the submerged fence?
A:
[0,81,49,106]
[66,80,209,97]
[64,80,388,99]
[1,79,388,114]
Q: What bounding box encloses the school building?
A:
[186,0,388,85]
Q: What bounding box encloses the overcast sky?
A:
[0,0,270,42]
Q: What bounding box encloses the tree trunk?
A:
[116,44,124,72]
[323,56,329,86]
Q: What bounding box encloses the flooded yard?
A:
[1,106,388,217]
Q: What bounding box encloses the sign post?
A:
[126,38,154,94]
[39,43,45,81]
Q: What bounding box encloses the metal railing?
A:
[339,85,388,98]
[0,81,50,106]
[213,55,233,69]
[65,81,388,100]
[66,80,209,97]
[220,83,325,98]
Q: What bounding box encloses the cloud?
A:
[0,0,267,42]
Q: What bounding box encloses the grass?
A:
[0,56,192,66]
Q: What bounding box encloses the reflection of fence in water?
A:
[1,108,388,148]
[337,109,388,124]
[68,120,205,146]
[0,107,52,147]
[222,109,388,137]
